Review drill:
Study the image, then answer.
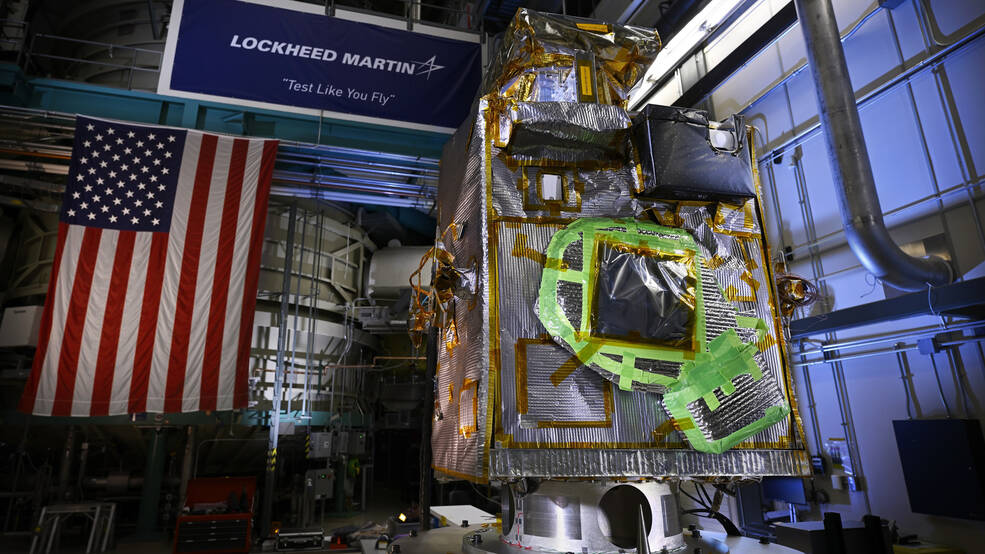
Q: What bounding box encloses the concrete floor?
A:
[0,485,406,553]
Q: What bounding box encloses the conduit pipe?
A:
[793,0,952,291]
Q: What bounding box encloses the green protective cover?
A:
[537,217,789,454]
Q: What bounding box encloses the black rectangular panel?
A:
[893,419,985,520]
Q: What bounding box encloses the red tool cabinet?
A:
[173,477,256,554]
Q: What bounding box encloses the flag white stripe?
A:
[34,226,86,416]
[217,139,263,410]
[147,132,203,413]
[71,229,118,415]
[182,136,232,411]
[108,232,152,414]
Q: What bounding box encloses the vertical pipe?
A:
[915,0,985,259]
[146,0,159,39]
[75,441,88,499]
[885,10,962,266]
[136,428,167,537]
[288,209,309,416]
[928,353,952,418]
[792,0,951,291]
[304,210,324,419]
[895,349,913,419]
[261,203,297,537]
[339,368,347,427]
[56,426,76,502]
[945,348,971,418]
[178,425,196,511]
[127,54,135,90]
[831,360,870,512]
[799,362,824,455]
[333,456,346,513]
[419,326,438,530]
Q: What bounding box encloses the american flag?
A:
[19,116,278,416]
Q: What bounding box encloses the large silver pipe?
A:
[793,0,952,291]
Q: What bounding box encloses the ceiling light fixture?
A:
[629,0,747,109]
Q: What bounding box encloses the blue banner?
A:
[164,0,481,130]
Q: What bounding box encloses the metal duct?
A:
[793,0,952,292]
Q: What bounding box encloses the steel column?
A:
[418,326,438,530]
[56,426,76,502]
[261,202,297,538]
[136,428,167,536]
[178,425,196,510]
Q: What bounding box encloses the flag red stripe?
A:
[18,223,70,414]
[201,138,248,411]
[90,231,136,416]
[234,140,278,407]
[165,134,218,413]
[129,232,169,413]
[51,227,102,416]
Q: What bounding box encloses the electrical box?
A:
[305,469,334,498]
[335,431,349,455]
[278,420,295,435]
[0,305,43,348]
[348,431,366,455]
[308,432,332,459]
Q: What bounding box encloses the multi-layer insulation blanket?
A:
[422,9,808,482]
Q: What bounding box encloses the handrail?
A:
[28,52,161,74]
[32,33,165,55]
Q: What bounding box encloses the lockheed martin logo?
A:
[412,55,445,79]
[229,35,445,79]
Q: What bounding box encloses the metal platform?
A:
[29,502,115,554]
[388,524,801,553]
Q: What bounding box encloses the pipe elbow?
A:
[844,220,952,292]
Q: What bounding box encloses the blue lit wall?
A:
[682,0,985,548]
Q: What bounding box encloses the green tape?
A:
[537,218,788,454]
[735,315,768,341]
[662,329,789,454]
[702,392,720,411]
[538,217,703,390]
[618,373,633,391]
